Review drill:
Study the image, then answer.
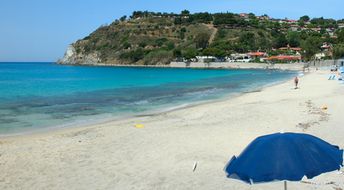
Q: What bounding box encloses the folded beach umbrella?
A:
[225,132,343,190]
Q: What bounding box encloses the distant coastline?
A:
[57,61,307,71]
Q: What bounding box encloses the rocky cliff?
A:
[58,46,101,65]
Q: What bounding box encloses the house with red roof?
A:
[247,52,267,57]
[239,13,249,19]
[268,45,302,62]
[286,19,297,24]
[278,44,302,52]
[265,55,301,62]
[246,52,268,62]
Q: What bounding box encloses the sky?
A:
[0,0,343,62]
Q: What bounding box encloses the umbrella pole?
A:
[284,181,287,190]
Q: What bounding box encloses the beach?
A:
[1,70,344,190]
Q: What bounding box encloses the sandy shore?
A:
[1,70,344,190]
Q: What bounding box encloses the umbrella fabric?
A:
[225,133,343,184]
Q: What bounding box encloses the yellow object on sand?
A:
[135,124,144,128]
[321,105,328,110]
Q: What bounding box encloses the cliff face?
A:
[58,46,101,65]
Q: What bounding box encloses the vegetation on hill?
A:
[60,10,344,65]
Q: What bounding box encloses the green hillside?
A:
[59,11,344,65]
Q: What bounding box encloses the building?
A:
[290,25,299,32]
[315,53,326,60]
[257,15,270,20]
[265,55,302,62]
[320,42,333,57]
[285,19,297,24]
[247,52,267,62]
[230,53,252,63]
[239,13,249,19]
[247,52,267,58]
[310,28,322,33]
[278,20,287,24]
[278,46,302,53]
[270,18,280,23]
[321,42,332,51]
[196,56,216,63]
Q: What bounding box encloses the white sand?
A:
[1,70,344,190]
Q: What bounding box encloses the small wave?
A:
[128,100,150,105]
[184,87,222,97]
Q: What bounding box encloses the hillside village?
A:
[59,10,344,65]
[196,12,343,63]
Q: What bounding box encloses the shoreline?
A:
[58,61,307,71]
[1,70,344,190]
[0,70,300,139]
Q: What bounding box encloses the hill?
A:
[58,11,344,65]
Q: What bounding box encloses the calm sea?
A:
[0,62,296,135]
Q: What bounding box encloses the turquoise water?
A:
[0,62,296,134]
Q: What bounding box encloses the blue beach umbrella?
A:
[225,132,343,189]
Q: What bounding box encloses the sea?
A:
[0,62,297,135]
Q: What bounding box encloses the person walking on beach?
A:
[294,76,299,89]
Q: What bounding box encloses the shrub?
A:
[182,47,198,60]
[143,49,173,65]
[119,48,145,62]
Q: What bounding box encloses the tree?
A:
[165,42,175,50]
[195,32,210,49]
[174,17,182,25]
[123,41,131,49]
[287,32,301,47]
[301,36,322,60]
[182,47,198,60]
[310,17,337,28]
[298,20,305,27]
[257,36,272,51]
[273,34,288,48]
[131,11,143,19]
[179,27,187,39]
[139,41,147,48]
[143,49,173,65]
[181,10,190,16]
[333,44,344,59]
[213,13,237,26]
[203,47,226,57]
[337,29,344,43]
[216,29,227,39]
[248,13,256,19]
[120,48,145,62]
[299,15,310,22]
[239,32,256,50]
[190,12,213,23]
[120,15,127,22]
[154,38,168,47]
[173,48,182,58]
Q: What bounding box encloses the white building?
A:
[315,53,326,60]
[230,53,252,63]
[196,56,216,62]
